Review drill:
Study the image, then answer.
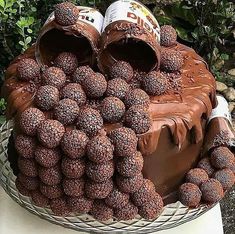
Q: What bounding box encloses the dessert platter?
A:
[0,0,234,233]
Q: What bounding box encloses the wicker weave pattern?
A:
[0,121,214,233]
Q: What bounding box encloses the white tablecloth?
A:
[0,186,224,234]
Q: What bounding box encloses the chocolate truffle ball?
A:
[197,157,215,177]
[31,190,49,207]
[54,98,79,125]
[116,173,144,193]
[108,127,138,157]
[60,83,87,107]
[15,178,31,197]
[61,157,85,179]
[200,179,224,204]
[114,202,138,221]
[35,146,61,167]
[100,97,125,123]
[178,183,202,207]
[38,164,62,185]
[124,88,150,109]
[86,160,114,182]
[131,179,156,206]
[76,107,103,136]
[82,72,107,98]
[17,173,39,190]
[35,85,59,111]
[85,179,113,199]
[90,200,113,221]
[106,78,130,100]
[87,135,114,163]
[138,193,164,220]
[210,147,234,169]
[229,162,235,174]
[105,186,130,209]
[40,183,64,199]
[124,105,151,134]
[17,58,40,82]
[54,52,78,75]
[37,120,65,148]
[109,61,134,82]
[18,157,38,177]
[72,65,94,84]
[86,99,102,111]
[161,49,184,72]
[15,134,36,158]
[50,197,71,216]
[67,196,93,213]
[186,168,209,186]
[213,169,235,191]
[42,67,66,89]
[63,178,85,197]
[160,25,177,47]
[61,130,89,159]
[142,71,168,96]
[116,151,143,177]
[54,2,79,26]
[20,108,45,136]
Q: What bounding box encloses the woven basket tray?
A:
[0,121,213,233]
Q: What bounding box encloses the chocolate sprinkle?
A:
[100,96,125,123]
[38,164,62,186]
[17,173,39,190]
[62,177,85,197]
[116,151,143,177]
[105,186,130,209]
[90,200,113,221]
[35,85,59,111]
[116,173,144,193]
[42,66,66,89]
[31,190,49,207]
[76,107,103,137]
[20,108,45,136]
[178,183,202,207]
[106,78,130,100]
[54,52,78,75]
[18,157,38,177]
[124,88,150,109]
[54,2,79,26]
[197,157,215,177]
[160,25,177,47]
[37,119,65,148]
[185,168,209,186]
[200,178,224,204]
[87,135,114,163]
[124,105,151,134]
[109,61,134,82]
[54,98,80,125]
[40,183,64,199]
[85,179,113,199]
[72,66,94,84]
[67,196,93,213]
[61,130,89,159]
[61,157,85,179]
[114,202,138,221]
[50,197,71,216]
[213,168,235,191]
[60,83,87,107]
[86,160,114,182]
[15,134,36,158]
[35,146,61,168]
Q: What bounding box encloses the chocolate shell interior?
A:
[37,28,93,66]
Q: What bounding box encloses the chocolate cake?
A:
[2,0,235,222]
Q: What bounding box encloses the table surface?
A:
[0,186,224,234]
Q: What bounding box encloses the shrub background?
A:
[0,0,234,115]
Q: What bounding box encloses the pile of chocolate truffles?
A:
[179,137,235,208]
[12,1,234,221]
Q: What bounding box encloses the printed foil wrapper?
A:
[98,0,161,74]
[35,6,104,67]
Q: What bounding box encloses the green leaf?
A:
[19,41,24,46]
[27,28,32,33]
[25,36,31,44]
[0,0,5,9]
[220,53,229,60]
